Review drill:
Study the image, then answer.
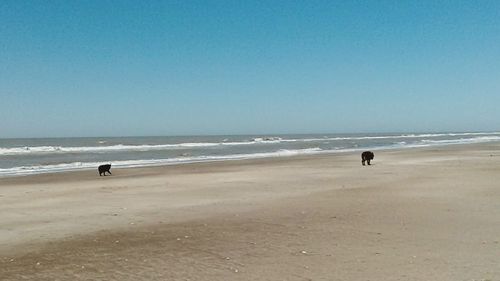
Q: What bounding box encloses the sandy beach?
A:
[1,143,500,280]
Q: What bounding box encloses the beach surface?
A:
[1,143,500,280]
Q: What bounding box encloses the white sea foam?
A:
[0,148,324,177]
[418,136,500,145]
[297,132,500,142]
[2,133,500,177]
[0,139,285,155]
[2,132,499,156]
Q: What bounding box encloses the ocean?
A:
[1,132,499,177]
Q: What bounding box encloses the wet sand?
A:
[1,143,500,280]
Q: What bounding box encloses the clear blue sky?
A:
[1,0,499,138]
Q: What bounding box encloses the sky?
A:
[1,0,499,138]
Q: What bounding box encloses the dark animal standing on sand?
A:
[361,151,374,166]
[98,164,112,176]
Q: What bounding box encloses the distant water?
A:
[1,132,500,177]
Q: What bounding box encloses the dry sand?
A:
[1,143,500,280]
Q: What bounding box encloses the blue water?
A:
[1,132,499,176]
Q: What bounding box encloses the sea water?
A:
[1,132,499,177]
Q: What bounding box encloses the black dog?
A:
[98,164,112,176]
[361,151,374,166]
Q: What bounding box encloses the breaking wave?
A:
[2,132,499,156]
[0,148,324,176]
[1,132,500,177]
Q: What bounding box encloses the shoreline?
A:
[2,141,500,182]
[1,142,500,280]
[2,133,500,178]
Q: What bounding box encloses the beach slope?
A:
[1,143,500,280]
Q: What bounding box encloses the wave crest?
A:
[0,148,324,177]
[2,132,499,156]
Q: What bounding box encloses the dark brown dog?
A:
[361,151,374,166]
[98,164,112,176]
